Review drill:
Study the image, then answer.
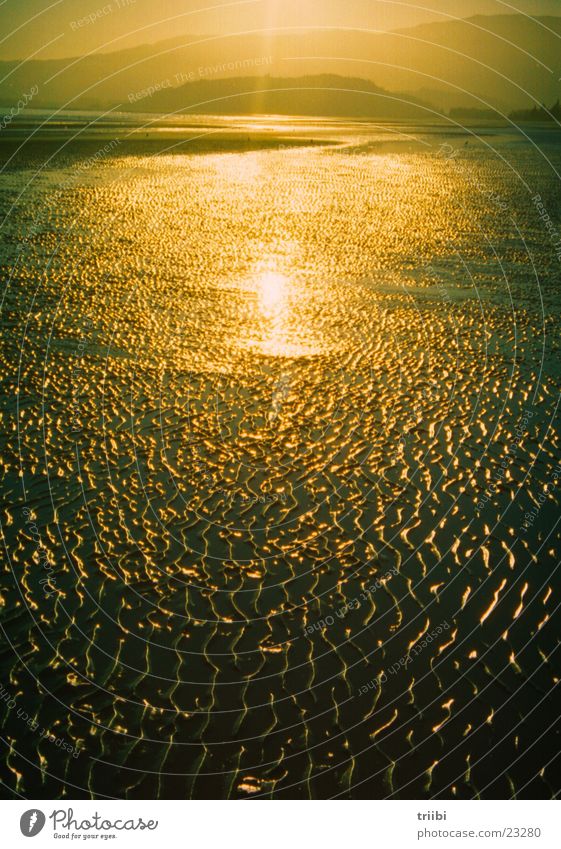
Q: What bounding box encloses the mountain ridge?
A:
[126,72,434,120]
[1,15,559,115]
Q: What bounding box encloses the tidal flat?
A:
[0,116,560,799]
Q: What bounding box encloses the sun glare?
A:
[258,270,287,317]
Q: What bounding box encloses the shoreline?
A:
[0,132,337,163]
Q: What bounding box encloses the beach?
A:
[1,115,560,799]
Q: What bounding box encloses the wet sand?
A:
[0,118,560,799]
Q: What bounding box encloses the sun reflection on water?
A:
[251,265,325,359]
[258,270,287,318]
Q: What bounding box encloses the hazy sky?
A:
[0,0,559,60]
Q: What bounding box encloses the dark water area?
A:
[0,117,560,799]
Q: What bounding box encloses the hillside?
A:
[0,16,560,116]
[127,73,432,119]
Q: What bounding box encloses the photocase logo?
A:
[20,809,46,837]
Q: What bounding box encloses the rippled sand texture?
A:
[1,124,560,799]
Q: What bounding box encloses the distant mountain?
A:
[510,99,561,122]
[0,15,560,116]
[385,14,561,111]
[127,73,432,119]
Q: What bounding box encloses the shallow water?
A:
[1,118,560,799]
